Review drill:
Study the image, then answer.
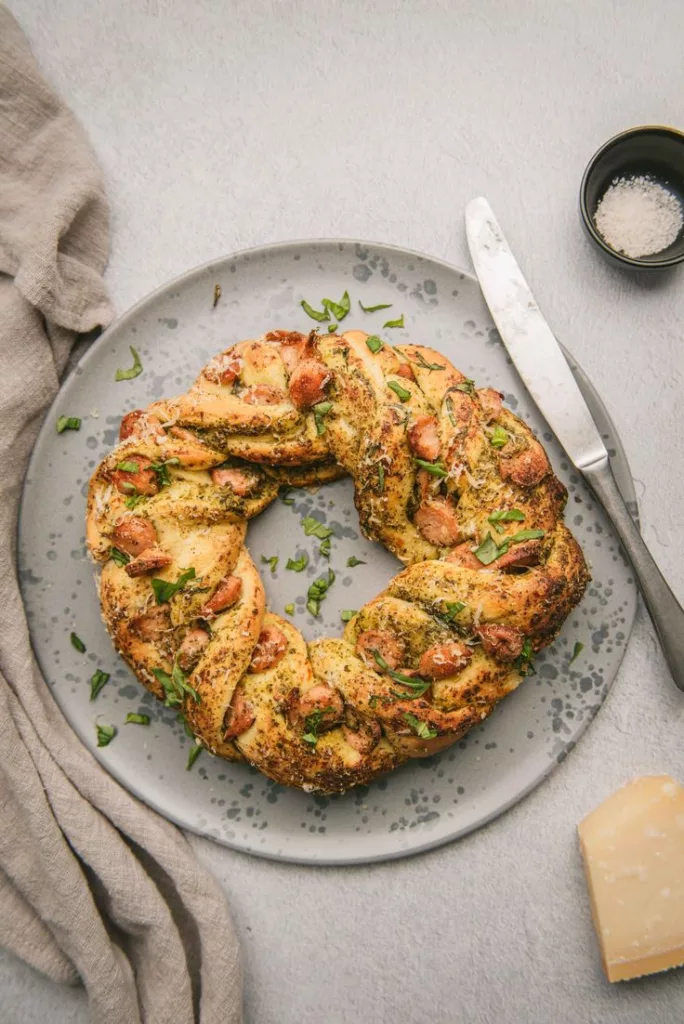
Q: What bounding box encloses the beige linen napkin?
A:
[0,9,242,1022]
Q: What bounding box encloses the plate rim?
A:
[18,236,638,866]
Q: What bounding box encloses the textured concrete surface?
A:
[3,1,684,1021]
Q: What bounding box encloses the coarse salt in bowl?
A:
[580,125,684,269]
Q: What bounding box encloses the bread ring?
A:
[87,329,590,793]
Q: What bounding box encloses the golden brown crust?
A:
[86,328,590,793]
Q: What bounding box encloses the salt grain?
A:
[593,174,683,258]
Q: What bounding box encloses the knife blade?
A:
[465,195,684,692]
[465,196,606,471]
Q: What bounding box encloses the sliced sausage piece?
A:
[408,415,441,461]
[355,629,405,672]
[395,362,415,381]
[112,517,157,557]
[444,389,473,430]
[445,542,483,570]
[248,625,288,673]
[203,352,242,386]
[287,359,331,409]
[131,603,171,640]
[416,468,437,502]
[499,440,549,488]
[176,627,210,672]
[288,683,344,732]
[477,388,503,423]
[167,425,199,445]
[265,330,309,374]
[495,539,542,571]
[418,640,472,680]
[414,499,460,547]
[242,384,287,405]
[119,410,165,441]
[210,466,260,497]
[223,684,256,740]
[200,575,242,617]
[477,623,525,663]
[343,716,382,754]
[124,546,173,578]
[111,456,160,497]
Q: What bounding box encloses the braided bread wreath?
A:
[86,328,590,794]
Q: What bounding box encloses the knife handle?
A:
[582,457,684,692]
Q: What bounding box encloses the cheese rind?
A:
[578,774,684,983]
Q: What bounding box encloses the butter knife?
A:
[465,196,684,691]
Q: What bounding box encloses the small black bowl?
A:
[580,124,684,269]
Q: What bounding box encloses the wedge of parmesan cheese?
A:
[578,775,684,982]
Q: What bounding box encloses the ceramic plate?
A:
[18,240,637,865]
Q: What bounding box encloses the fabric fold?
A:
[0,8,242,1022]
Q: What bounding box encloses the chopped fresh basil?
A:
[95,722,116,747]
[125,712,150,726]
[444,601,466,621]
[286,552,309,572]
[490,424,508,449]
[261,555,279,575]
[115,345,143,382]
[473,533,500,565]
[347,556,366,567]
[409,351,444,371]
[377,463,385,491]
[306,568,335,617]
[301,515,334,540]
[284,603,295,615]
[124,494,146,510]
[455,379,475,395]
[313,400,333,435]
[322,290,350,322]
[387,380,411,402]
[515,638,536,676]
[173,660,200,703]
[70,632,86,653]
[366,335,383,354]
[301,299,329,322]
[152,658,201,708]
[116,459,140,473]
[151,567,196,604]
[507,528,545,543]
[403,712,437,739]
[212,283,222,308]
[359,301,392,313]
[56,415,81,433]
[110,546,130,567]
[302,706,334,746]
[569,641,584,664]
[151,457,180,488]
[341,609,356,622]
[89,669,110,700]
[279,486,296,505]
[319,535,331,558]
[383,315,405,329]
[488,509,525,533]
[474,527,544,564]
[176,712,194,738]
[328,324,338,333]
[186,743,203,770]
[372,650,431,698]
[414,458,448,478]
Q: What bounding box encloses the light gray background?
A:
[3,1,684,1021]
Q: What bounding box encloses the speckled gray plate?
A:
[18,240,638,865]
